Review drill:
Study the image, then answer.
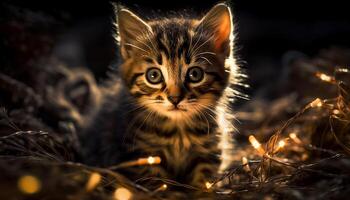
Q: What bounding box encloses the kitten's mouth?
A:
[168,107,187,112]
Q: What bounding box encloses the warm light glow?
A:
[147,156,155,164]
[114,187,132,200]
[310,98,323,108]
[152,184,168,194]
[205,182,213,189]
[249,135,265,154]
[315,72,335,83]
[278,140,286,148]
[86,172,101,191]
[249,135,260,149]
[242,156,248,165]
[242,157,251,172]
[337,68,350,73]
[333,109,340,115]
[274,140,286,153]
[289,133,302,144]
[18,175,41,194]
[136,156,161,166]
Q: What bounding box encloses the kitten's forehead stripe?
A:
[156,32,170,59]
[152,20,193,63]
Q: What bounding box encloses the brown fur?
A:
[82,3,244,187]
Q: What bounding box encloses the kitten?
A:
[81,3,242,187]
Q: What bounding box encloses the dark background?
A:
[1,0,350,94]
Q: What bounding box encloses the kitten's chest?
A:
[131,123,219,172]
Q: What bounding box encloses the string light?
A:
[18,175,41,194]
[139,156,161,165]
[114,187,132,200]
[86,172,101,192]
[151,184,168,195]
[289,133,302,144]
[274,140,286,153]
[310,98,323,108]
[242,157,251,172]
[278,140,286,148]
[336,68,350,73]
[110,156,161,170]
[249,135,266,155]
[333,109,340,115]
[315,72,335,83]
[205,182,213,189]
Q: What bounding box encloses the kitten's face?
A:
[117,4,233,121]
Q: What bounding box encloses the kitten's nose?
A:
[167,84,185,106]
[167,95,182,106]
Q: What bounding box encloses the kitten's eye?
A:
[146,68,163,84]
[187,67,204,83]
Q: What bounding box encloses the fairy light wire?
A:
[109,156,162,170]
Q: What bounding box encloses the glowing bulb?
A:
[289,133,302,144]
[114,187,132,200]
[147,156,155,164]
[18,175,41,194]
[242,156,248,165]
[205,182,213,189]
[249,135,260,149]
[278,140,286,148]
[152,184,168,194]
[333,109,340,115]
[86,172,101,191]
[273,140,286,153]
[289,133,297,139]
[146,156,161,165]
[310,98,323,108]
[337,68,349,73]
[136,156,161,166]
[242,157,251,172]
[249,135,265,154]
[316,72,334,83]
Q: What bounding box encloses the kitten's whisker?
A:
[145,33,159,56]
[192,105,211,136]
[195,103,217,115]
[196,51,216,56]
[195,103,217,123]
[132,107,156,150]
[204,102,241,124]
[125,109,147,145]
[191,35,215,57]
[122,104,147,115]
[124,43,149,53]
[187,32,194,59]
[197,56,212,65]
[190,24,205,56]
[123,99,161,116]
[135,37,154,53]
[123,109,149,143]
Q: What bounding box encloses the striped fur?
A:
[83,3,242,187]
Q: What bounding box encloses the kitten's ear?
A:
[197,3,233,56]
[116,7,153,59]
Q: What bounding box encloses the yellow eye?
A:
[187,67,204,83]
[146,68,163,84]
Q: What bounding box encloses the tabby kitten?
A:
[82,3,242,187]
